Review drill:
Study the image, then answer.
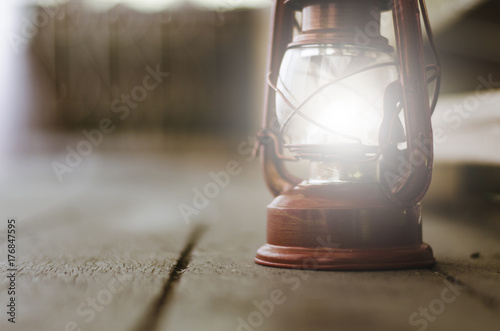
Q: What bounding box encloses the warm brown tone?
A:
[256,0,439,270]
[255,183,434,270]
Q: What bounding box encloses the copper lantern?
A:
[255,0,441,270]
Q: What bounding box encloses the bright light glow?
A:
[308,94,383,146]
[276,45,398,147]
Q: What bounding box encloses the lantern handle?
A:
[380,0,440,206]
[259,0,302,197]
[420,0,441,115]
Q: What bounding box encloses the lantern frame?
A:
[255,0,441,270]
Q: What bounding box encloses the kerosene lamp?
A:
[255,0,441,270]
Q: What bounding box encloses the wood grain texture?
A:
[159,160,500,331]
[1,139,499,331]
[0,147,213,330]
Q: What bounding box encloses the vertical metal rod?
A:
[261,0,301,196]
[386,0,433,206]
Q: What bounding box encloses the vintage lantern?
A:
[255,0,441,270]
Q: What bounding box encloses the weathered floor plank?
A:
[423,211,500,307]
[1,141,499,331]
[158,160,500,331]
[0,149,221,330]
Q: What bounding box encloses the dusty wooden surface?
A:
[0,136,499,331]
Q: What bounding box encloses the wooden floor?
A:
[0,135,499,331]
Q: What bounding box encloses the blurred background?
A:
[1,3,499,330]
[0,0,499,217]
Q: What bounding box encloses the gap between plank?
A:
[132,224,206,331]
[433,265,500,311]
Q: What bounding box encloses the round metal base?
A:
[255,183,435,271]
[255,243,435,270]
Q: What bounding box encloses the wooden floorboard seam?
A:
[131,224,207,331]
[432,265,500,311]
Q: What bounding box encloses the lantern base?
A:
[255,183,435,270]
[255,243,434,270]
